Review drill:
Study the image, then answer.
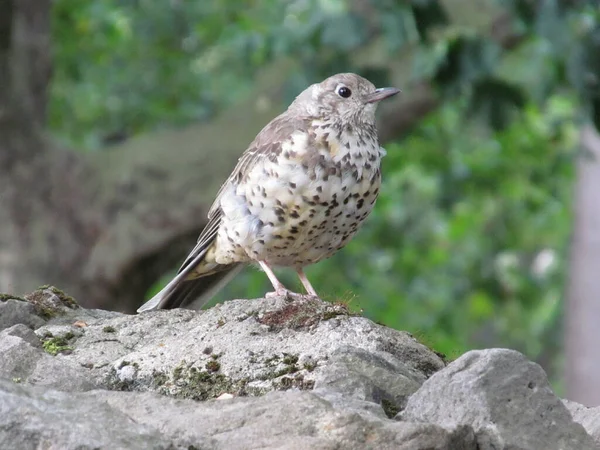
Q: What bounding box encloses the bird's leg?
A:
[259,261,294,300]
[296,268,319,298]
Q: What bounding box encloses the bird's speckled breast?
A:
[215,121,383,267]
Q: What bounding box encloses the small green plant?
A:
[42,336,73,356]
[205,360,221,372]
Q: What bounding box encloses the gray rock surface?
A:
[0,378,476,450]
[2,293,442,412]
[0,324,96,391]
[564,399,600,445]
[400,349,598,450]
[0,298,45,331]
[1,288,599,449]
[0,379,179,450]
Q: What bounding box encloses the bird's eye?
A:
[336,86,352,98]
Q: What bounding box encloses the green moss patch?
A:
[42,336,74,356]
[0,293,26,302]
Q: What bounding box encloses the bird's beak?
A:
[365,87,401,103]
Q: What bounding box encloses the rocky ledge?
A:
[0,287,599,449]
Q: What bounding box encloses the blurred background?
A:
[1,1,600,403]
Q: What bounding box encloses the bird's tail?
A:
[137,243,242,312]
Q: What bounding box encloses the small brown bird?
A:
[138,73,399,312]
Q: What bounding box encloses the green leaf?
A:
[411,0,449,40]
[505,0,537,27]
[567,22,600,129]
[432,35,500,93]
[468,78,526,130]
[379,6,419,50]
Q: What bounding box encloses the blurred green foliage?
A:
[49,0,600,379]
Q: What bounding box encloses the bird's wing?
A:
[177,112,309,274]
[176,212,222,273]
[207,112,310,219]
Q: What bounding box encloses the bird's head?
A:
[290,73,400,125]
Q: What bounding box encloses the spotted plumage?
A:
[138,73,399,312]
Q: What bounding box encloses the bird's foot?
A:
[265,288,308,302]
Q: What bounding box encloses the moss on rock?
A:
[24,285,79,319]
[0,293,26,302]
[42,336,73,356]
[168,363,251,401]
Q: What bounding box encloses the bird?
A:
[137,73,399,312]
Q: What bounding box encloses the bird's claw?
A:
[265,288,310,302]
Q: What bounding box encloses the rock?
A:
[0,325,96,391]
[0,298,45,332]
[101,388,478,450]
[564,399,600,444]
[0,378,476,450]
[0,379,189,450]
[313,346,425,418]
[25,296,442,417]
[1,291,598,449]
[400,349,598,450]
[2,323,42,348]
[23,285,80,315]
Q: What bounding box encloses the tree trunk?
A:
[565,124,600,406]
